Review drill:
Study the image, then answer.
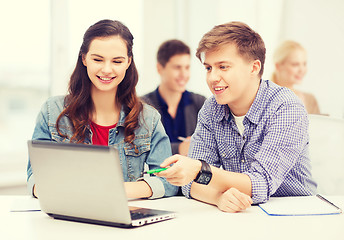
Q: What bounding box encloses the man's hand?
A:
[216,188,253,213]
[156,154,201,186]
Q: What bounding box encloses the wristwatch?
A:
[194,160,212,185]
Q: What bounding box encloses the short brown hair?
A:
[196,21,266,77]
[157,39,190,67]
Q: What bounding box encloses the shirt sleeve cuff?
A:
[137,176,165,199]
[244,172,269,204]
[181,181,193,199]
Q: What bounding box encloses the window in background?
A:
[0,0,50,190]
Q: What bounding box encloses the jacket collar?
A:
[117,105,127,127]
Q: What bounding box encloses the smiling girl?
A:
[27,19,178,199]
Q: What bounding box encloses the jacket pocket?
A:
[50,124,73,143]
[124,137,150,156]
[217,142,238,161]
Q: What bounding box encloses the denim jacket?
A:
[27,96,178,199]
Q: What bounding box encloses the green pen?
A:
[143,168,168,174]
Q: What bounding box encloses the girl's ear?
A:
[82,54,87,67]
[126,57,132,69]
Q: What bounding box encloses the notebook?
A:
[259,195,342,216]
[27,140,176,228]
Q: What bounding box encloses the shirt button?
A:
[241,159,245,163]
[115,130,119,134]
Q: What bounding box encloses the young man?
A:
[156,22,317,212]
[141,40,206,155]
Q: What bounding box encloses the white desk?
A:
[1,195,343,240]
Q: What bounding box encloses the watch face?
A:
[198,172,212,184]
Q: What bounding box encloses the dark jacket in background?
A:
[141,90,206,155]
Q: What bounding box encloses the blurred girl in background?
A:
[272,40,320,114]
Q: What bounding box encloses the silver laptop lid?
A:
[28,140,132,225]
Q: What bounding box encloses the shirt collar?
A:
[182,90,192,106]
[212,79,267,125]
[212,98,231,123]
[155,87,192,109]
[86,105,126,138]
[245,79,267,125]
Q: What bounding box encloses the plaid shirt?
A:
[182,80,317,204]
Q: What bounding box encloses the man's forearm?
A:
[190,166,252,202]
[210,166,252,195]
[190,182,222,206]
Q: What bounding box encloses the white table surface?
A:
[0,195,343,240]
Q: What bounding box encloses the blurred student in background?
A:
[141,40,206,156]
[27,19,178,199]
[271,40,320,114]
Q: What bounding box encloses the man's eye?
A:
[205,66,211,72]
[220,65,229,70]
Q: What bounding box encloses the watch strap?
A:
[200,160,211,173]
[194,160,212,184]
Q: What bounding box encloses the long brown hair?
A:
[56,19,143,143]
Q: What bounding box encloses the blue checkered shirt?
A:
[182,80,317,204]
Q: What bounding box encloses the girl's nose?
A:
[101,62,112,74]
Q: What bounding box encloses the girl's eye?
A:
[93,59,102,62]
[205,66,211,72]
[113,61,123,64]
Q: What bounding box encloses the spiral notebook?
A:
[259,195,342,216]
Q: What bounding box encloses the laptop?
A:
[27,140,176,228]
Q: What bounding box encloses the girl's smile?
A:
[97,76,116,84]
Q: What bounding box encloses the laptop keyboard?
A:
[130,210,156,220]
